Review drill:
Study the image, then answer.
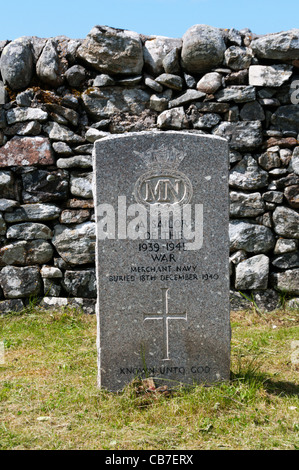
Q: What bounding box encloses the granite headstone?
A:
[93,131,230,391]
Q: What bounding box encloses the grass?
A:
[0,305,298,450]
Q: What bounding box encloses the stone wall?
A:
[0,24,298,313]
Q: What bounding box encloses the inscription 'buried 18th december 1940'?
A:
[93,131,230,392]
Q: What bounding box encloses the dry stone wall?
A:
[0,24,299,313]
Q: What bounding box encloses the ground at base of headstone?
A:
[0,306,298,450]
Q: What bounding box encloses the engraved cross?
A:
[143,288,187,361]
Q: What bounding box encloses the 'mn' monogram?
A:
[135,169,193,206]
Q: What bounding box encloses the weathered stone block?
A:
[52,222,96,265]
[77,26,143,75]
[0,266,42,299]
[0,137,54,167]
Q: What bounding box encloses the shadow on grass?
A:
[231,370,299,398]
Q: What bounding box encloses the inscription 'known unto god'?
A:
[93,131,230,392]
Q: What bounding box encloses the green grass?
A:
[0,306,298,450]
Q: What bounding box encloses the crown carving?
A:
[133,143,186,169]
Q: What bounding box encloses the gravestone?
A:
[93,131,230,392]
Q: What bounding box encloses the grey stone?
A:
[255,212,273,228]
[229,151,242,164]
[157,107,189,130]
[273,206,299,238]
[230,191,265,217]
[63,269,96,298]
[77,25,143,75]
[6,107,48,125]
[192,113,221,129]
[196,72,222,94]
[70,172,93,198]
[16,89,34,107]
[0,299,24,314]
[225,106,239,123]
[40,297,96,315]
[44,121,84,144]
[150,93,169,112]
[46,103,79,127]
[43,278,61,297]
[290,147,299,175]
[0,82,8,105]
[228,28,242,46]
[5,121,42,136]
[66,39,82,64]
[21,169,69,203]
[274,238,298,254]
[25,240,54,265]
[249,65,293,87]
[250,29,299,60]
[262,191,284,204]
[40,266,62,278]
[85,128,110,143]
[143,37,182,75]
[284,185,299,209]
[0,241,25,266]
[162,47,181,75]
[229,155,268,189]
[229,220,275,253]
[168,90,205,108]
[65,65,86,87]
[116,76,142,87]
[240,101,265,121]
[0,199,19,212]
[230,250,247,265]
[184,73,197,89]
[93,74,115,87]
[0,266,42,298]
[4,203,61,223]
[224,46,253,71]
[235,255,269,290]
[0,38,34,90]
[271,105,299,133]
[271,268,299,295]
[52,222,96,265]
[36,38,68,87]
[272,252,299,269]
[59,209,90,225]
[0,171,19,200]
[181,24,226,73]
[0,240,53,266]
[286,298,299,309]
[6,222,52,240]
[82,87,150,119]
[215,86,256,103]
[74,144,94,155]
[93,131,230,391]
[214,122,263,151]
[0,214,6,235]
[57,155,93,169]
[52,142,73,156]
[145,76,163,93]
[279,149,296,171]
[258,150,281,170]
[155,73,184,91]
[193,102,229,114]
